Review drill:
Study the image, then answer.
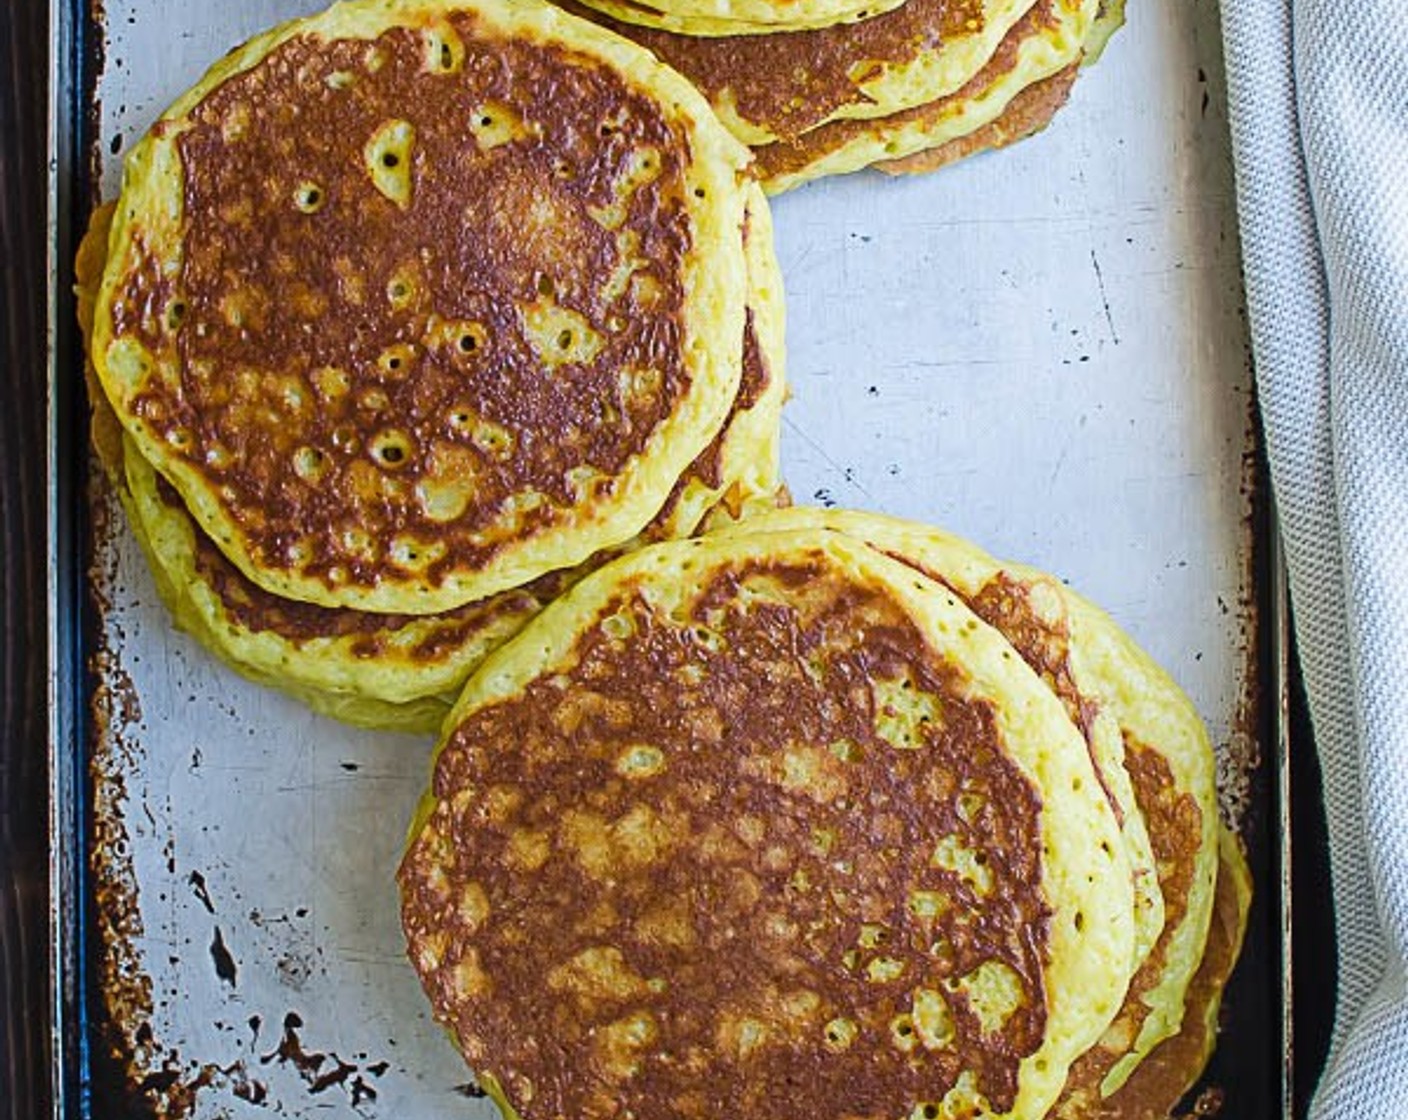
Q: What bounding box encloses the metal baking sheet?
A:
[48,0,1288,1114]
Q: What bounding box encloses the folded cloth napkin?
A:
[1220,0,1408,1113]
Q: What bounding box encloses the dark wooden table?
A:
[0,3,1336,1116]
[1,0,56,1117]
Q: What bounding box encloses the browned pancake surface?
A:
[1047,741,1206,1117]
[877,64,1076,175]
[90,170,770,656]
[401,555,1054,1119]
[754,0,1058,181]
[136,312,768,656]
[572,0,991,143]
[1083,839,1249,1120]
[109,13,701,593]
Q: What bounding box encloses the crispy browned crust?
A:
[401,554,1057,1119]
[875,63,1077,175]
[104,11,727,600]
[569,0,994,143]
[752,0,1059,182]
[1082,836,1251,1120]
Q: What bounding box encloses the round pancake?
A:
[92,0,752,615]
[718,509,1221,1096]
[710,508,1166,970]
[574,0,910,37]
[1086,827,1251,1120]
[401,529,1137,1120]
[79,190,786,733]
[754,0,1096,193]
[569,0,1039,145]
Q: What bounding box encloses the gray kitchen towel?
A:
[1220,0,1408,1114]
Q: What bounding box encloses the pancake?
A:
[875,65,1077,177]
[754,0,1096,192]
[76,202,126,487]
[788,0,1122,186]
[709,509,1165,967]
[401,528,1137,1120]
[1077,0,1125,66]
[716,509,1221,1097]
[92,0,752,615]
[644,182,788,541]
[575,0,910,37]
[1034,579,1220,1099]
[1087,827,1252,1120]
[568,0,1039,145]
[78,188,786,733]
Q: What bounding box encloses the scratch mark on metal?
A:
[1090,248,1121,345]
[784,416,874,500]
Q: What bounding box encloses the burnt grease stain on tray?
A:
[262,1013,382,1107]
[82,477,397,1117]
[95,1003,396,1118]
[209,928,238,988]
[188,870,214,914]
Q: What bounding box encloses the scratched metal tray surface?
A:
[47,0,1288,1115]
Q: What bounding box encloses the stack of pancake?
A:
[79,0,787,733]
[566,0,1125,192]
[400,509,1250,1120]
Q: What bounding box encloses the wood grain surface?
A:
[1,2,54,1118]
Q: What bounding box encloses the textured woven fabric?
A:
[1220,0,1408,1113]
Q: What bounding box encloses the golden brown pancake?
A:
[401,529,1139,1120]
[876,64,1076,176]
[568,0,1039,145]
[708,508,1167,970]
[92,0,753,615]
[575,0,909,36]
[1070,828,1252,1120]
[753,0,1095,191]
